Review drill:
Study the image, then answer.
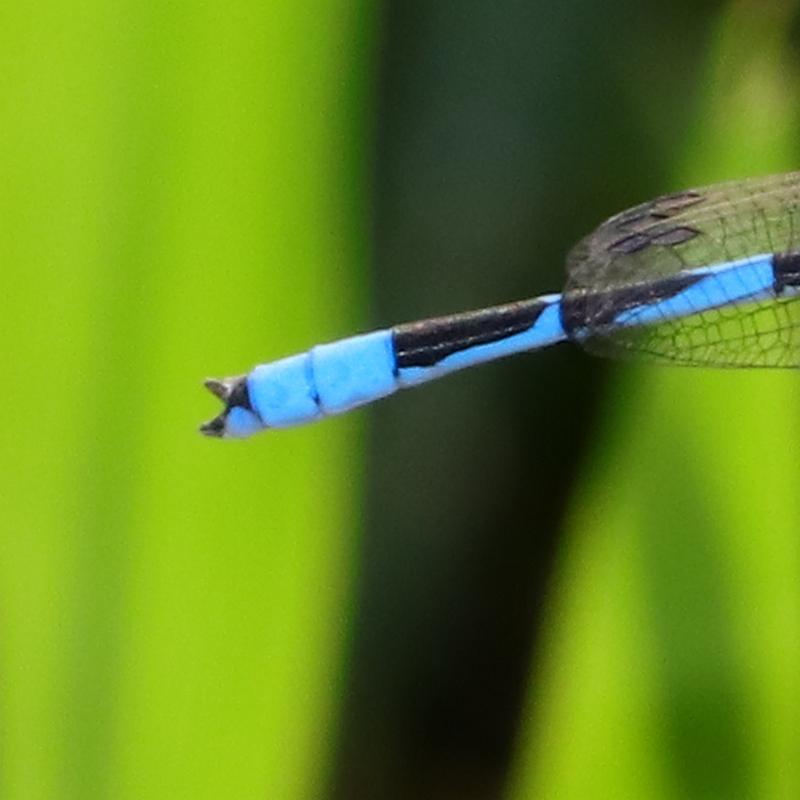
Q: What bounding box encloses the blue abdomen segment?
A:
[247,330,397,428]
[248,354,325,428]
[312,330,398,413]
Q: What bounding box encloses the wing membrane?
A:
[564,171,800,366]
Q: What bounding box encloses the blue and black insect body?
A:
[201,171,800,438]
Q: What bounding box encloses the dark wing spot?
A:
[649,225,701,246]
[608,232,653,254]
[610,190,704,235]
[651,190,704,215]
[613,210,670,231]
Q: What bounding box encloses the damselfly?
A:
[201,171,800,438]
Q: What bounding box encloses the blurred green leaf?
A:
[0,2,373,798]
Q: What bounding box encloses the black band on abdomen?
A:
[392,298,550,369]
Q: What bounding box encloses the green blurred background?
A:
[2,1,799,798]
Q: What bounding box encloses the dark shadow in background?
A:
[332,2,722,798]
